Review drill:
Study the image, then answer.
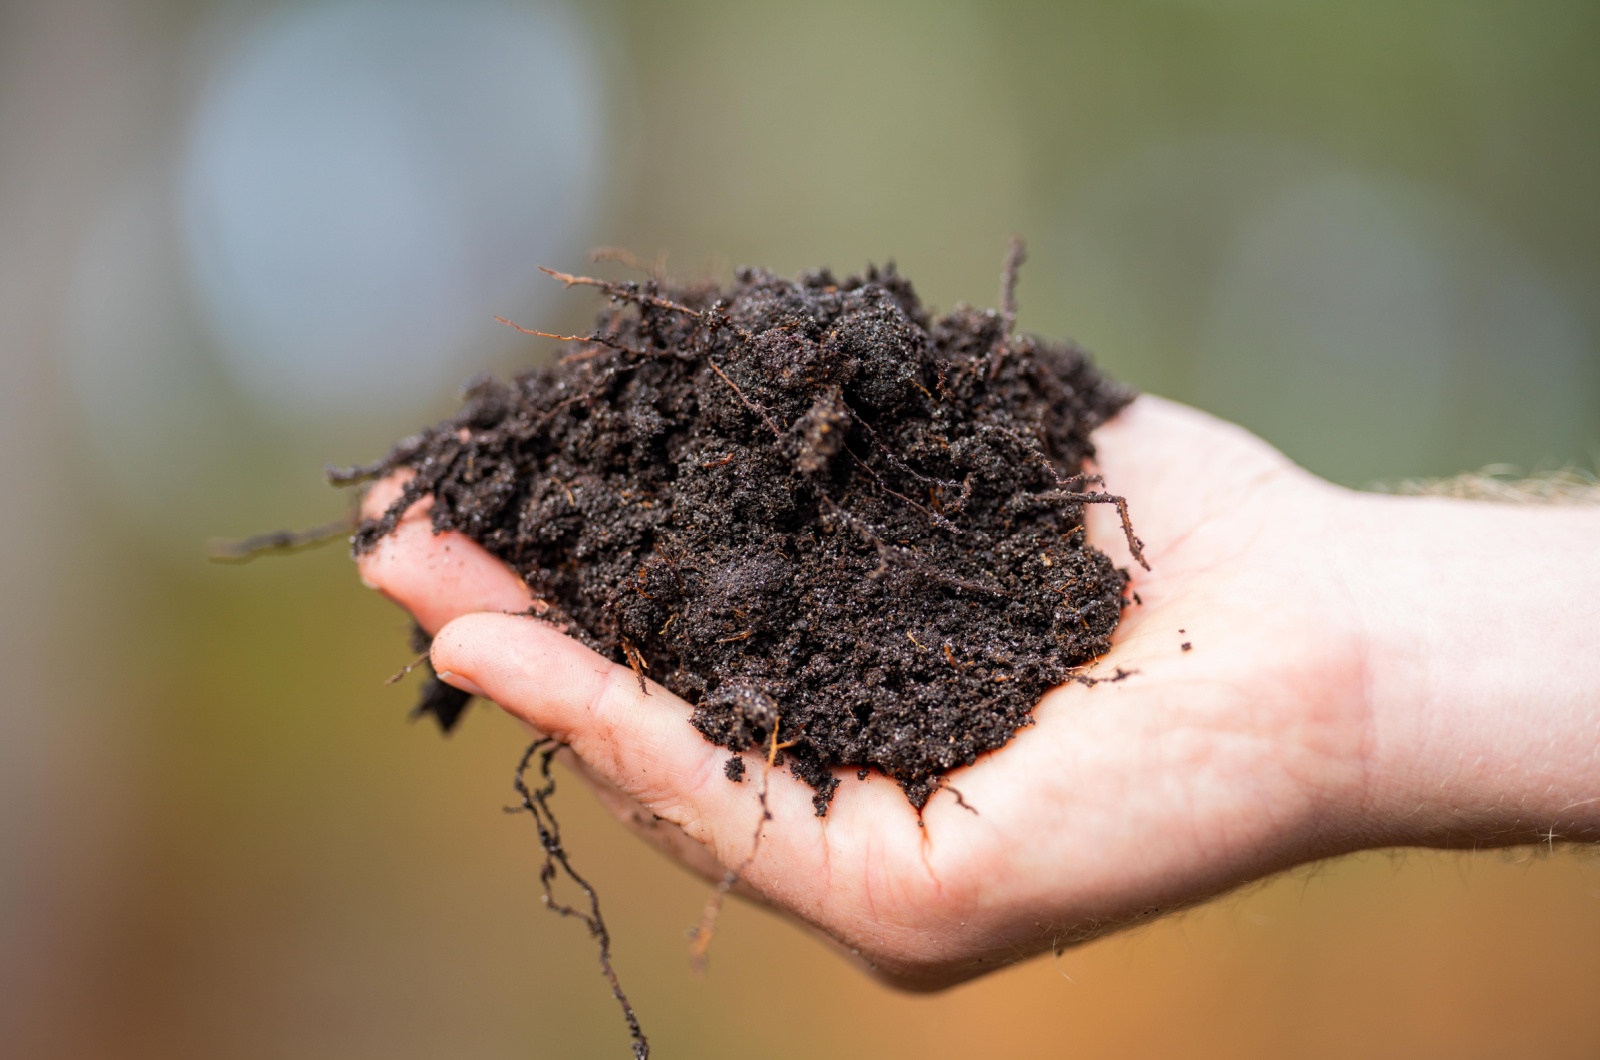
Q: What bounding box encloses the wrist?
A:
[1336,492,1600,847]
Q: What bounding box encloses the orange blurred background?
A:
[3,2,1598,1057]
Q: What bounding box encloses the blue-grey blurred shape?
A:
[180,0,603,418]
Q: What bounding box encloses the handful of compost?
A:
[350,257,1142,813]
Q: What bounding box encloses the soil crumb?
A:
[351,255,1137,812]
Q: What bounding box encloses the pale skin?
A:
[356,395,1600,990]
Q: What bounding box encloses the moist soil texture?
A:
[350,258,1138,813]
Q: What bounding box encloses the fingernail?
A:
[436,670,487,698]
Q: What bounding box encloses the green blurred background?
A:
[3,1,1598,1056]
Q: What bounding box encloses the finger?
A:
[430,612,827,865]
[356,472,534,634]
[436,614,1002,954]
[554,747,740,886]
[354,476,736,878]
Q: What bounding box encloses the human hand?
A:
[355,394,1600,989]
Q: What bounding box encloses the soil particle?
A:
[352,257,1138,812]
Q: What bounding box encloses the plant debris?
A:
[350,248,1141,812]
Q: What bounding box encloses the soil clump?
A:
[349,254,1139,813]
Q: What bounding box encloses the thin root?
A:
[689,739,775,974]
[1042,490,1149,571]
[989,236,1027,380]
[539,266,707,320]
[707,360,784,438]
[620,640,651,695]
[207,513,355,563]
[845,445,961,534]
[939,778,980,816]
[588,245,668,280]
[495,315,658,362]
[509,740,650,1059]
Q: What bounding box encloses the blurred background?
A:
[3,0,1598,1056]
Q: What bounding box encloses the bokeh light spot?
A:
[180,0,603,419]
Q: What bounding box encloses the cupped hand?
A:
[357,395,1383,989]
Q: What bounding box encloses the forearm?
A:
[1338,492,1600,847]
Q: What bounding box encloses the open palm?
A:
[358,395,1379,989]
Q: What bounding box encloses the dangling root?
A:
[687,726,785,974]
[510,740,650,1060]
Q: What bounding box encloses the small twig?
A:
[350,441,465,555]
[559,346,612,365]
[384,651,431,686]
[326,432,434,487]
[532,391,595,429]
[206,513,355,563]
[978,422,1097,495]
[519,360,635,437]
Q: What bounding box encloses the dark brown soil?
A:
[348,254,1139,813]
